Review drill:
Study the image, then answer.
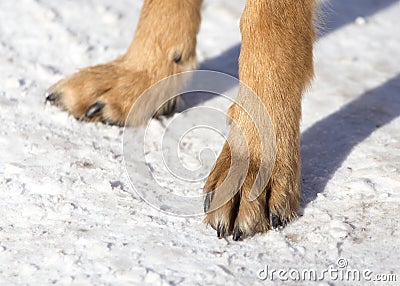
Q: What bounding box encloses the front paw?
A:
[47,63,158,125]
[203,142,300,241]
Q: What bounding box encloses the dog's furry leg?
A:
[204,0,315,240]
[47,0,203,125]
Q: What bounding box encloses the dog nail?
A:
[204,192,212,213]
[46,93,59,102]
[173,52,182,64]
[217,222,222,238]
[86,102,105,118]
[233,228,243,241]
[271,214,283,229]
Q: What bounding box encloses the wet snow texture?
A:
[1,0,400,285]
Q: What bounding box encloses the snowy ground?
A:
[1,0,400,285]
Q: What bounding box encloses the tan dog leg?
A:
[47,0,203,125]
[204,0,315,240]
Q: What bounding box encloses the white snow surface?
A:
[1,0,400,285]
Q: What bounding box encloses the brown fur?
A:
[47,0,315,240]
[204,0,315,239]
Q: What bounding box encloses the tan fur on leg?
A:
[204,0,315,240]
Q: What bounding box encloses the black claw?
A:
[204,192,213,213]
[173,52,182,64]
[46,93,59,102]
[233,228,243,241]
[216,222,222,238]
[86,102,105,118]
[270,214,283,229]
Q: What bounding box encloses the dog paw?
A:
[47,61,180,126]
[203,141,300,241]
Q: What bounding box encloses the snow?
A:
[1,0,400,285]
